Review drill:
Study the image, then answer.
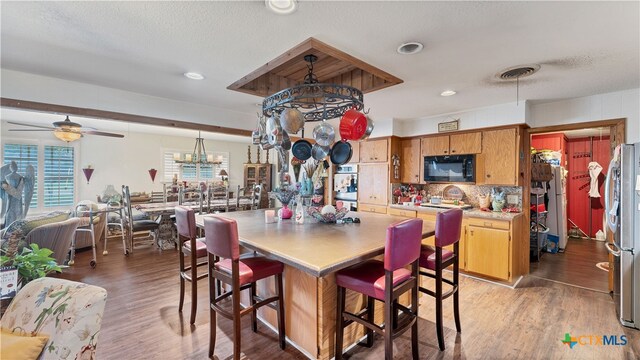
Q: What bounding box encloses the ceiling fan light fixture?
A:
[54,129,82,142]
[265,0,297,15]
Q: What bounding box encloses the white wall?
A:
[0,123,267,205]
[396,101,527,137]
[529,88,640,143]
[0,69,255,131]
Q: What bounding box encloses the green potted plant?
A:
[0,244,62,288]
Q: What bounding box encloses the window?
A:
[163,150,229,182]
[2,144,38,208]
[2,142,75,212]
[43,145,74,207]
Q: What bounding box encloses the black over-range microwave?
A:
[423,154,475,183]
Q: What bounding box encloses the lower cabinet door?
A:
[466,226,510,280]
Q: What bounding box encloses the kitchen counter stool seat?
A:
[335,218,423,360]
[204,215,286,360]
[418,208,463,351]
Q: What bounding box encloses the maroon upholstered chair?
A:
[175,206,208,325]
[335,218,423,360]
[204,215,285,360]
[418,208,463,351]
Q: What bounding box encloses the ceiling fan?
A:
[8,116,125,142]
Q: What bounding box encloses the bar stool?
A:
[418,208,463,351]
[175,206,208,325]
[204,215,286,360]
[335,218,423,360]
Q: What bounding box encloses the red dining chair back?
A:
[204,215,286,360]
[335,218,423,360]
[175,206,208,325]
[419,208,463,351]
[204,215,240,261]
[384,218,423,271]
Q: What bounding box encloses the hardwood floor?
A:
[530,237,610,292]
[44,239,638,359]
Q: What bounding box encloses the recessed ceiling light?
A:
[396,42,424,55]
[265,0,298,15]
[184,72,205,80]
[440,90,457,97]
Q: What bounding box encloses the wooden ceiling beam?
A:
[1,98,252,137]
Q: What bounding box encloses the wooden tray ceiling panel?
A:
[228,38,403,97]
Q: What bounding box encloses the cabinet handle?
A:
[444,150,448,154]
[486,174,491,178]
[470,230,474,236]
[451,150,456,153]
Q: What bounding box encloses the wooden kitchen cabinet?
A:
[421,135,449,156]
[357,163,388,207]
[359,139,388,162]
[400,138,421,183]
[450,132,482,154]
[466,224,510,280]
[421,132,482,156]
[478,128,517,185]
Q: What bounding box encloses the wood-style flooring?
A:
[530,237,610,292]
[48,239,638,359]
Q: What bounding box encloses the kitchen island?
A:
[195,210,435,360]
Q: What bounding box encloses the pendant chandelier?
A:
[262,54,364,122]
[174,131,222,165]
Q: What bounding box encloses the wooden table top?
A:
[195,209,436,277]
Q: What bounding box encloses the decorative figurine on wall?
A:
[392,154,400,181]
[1,161,35,228]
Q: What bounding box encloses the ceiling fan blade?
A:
[8,129,53,132]
[82,130,125,138]
[7,121,55,130]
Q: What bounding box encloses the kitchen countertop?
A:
[195,210,435,277]
[389,204,523,220]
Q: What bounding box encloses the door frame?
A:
[522,118,626,276]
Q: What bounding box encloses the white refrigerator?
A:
[547,166,568,250]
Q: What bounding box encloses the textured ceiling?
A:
[1,1,638,128]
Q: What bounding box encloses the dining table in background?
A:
[194,209,435,360]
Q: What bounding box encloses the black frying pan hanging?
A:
[330,140,353,165]
[292,139,312,161]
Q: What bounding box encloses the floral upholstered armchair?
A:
[1,277,107,359]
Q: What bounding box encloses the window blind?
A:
[212,152,229,179]
[163,152,181,182]
[163,151,229,181]
[43,145,74,207]
[2,144,38,208]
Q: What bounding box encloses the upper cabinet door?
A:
[400,138,421,183]
[360,139,388,162]
[450,132,482,154]
[481,128,517,185]
[422,135,450,156]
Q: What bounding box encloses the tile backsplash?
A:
[391,183,522,211]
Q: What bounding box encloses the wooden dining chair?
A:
[175,206,208,324]
[335,218,423,360]
[121,185,159,253]
[204,215,286,360]
[418,208,463,351]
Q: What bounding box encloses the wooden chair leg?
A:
[178,250,185,312]
[435,266,445,351]
[384,296,394,360]
[276,273,286,350]
[392,299,399,329]
[411,266,420,359]
[453,262,461,333]
[250,282,258,333]
[232,281,242,360]
[209,299,216,358]
[364,296,375,347]
[190,252,198,325]
[335,285,346,360]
